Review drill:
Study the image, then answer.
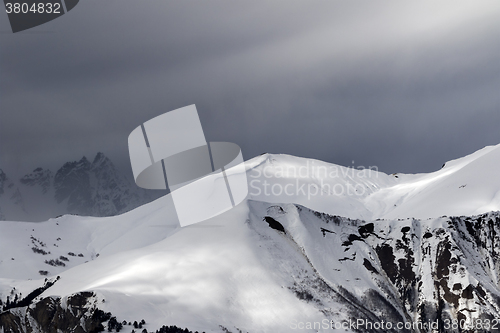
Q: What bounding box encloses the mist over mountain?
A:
[0,152,160,222]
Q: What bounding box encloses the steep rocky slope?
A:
[1,199,499,332]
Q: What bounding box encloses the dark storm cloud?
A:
[0,0,499,179]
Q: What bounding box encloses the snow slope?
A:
[2,144,500,333]
[2,198,499,332]
[246,143,500,220]
[1,197,341,333]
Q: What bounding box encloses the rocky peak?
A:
[0,169,6,196]
[19,167,53,194]
[54,157,91,184]
[91,152,108,167]
[54,156,92,215]
[0,153,159,221]
[89,152,136,215]
[90,152,115,176]
[78,156,90,169]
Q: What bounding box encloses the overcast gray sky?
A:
[1,1,499,179]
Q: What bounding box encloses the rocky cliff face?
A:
[54,156,93,216]
[0,170,8,220]
[20,168,53,194]
[3,148,500,332]
[0,169,7,196]
[0,153,160,221]
[0,292,110,333]
[252,204,500,332]
[1,203,499,332]
[89,152,146,217]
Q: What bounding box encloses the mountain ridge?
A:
[0,153,160,222]
[1,144,500,332]
[246,143,500,220]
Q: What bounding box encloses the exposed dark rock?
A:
[0,292,110,333]
[376,244,398,282]
[263,216,285,233]
[54,157,92,215]
[401,226,410,233]
[0,311,23,333]
[20,168,53,194]
[363,258,378,274]
[3,277,59,311]
[342,234,363,246]
[320,227,335,237]
[461,284,474,299]
[0,169,8,196]
[358,223,374,238]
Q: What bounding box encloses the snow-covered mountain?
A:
[0,153,160,222]
[246,144,500,221]
[1,144,500,333]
